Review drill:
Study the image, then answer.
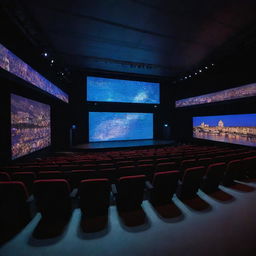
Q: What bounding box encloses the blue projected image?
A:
[89,112,153,142]
[193,114,256,147]
[87,76,160,104]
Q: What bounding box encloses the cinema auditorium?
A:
[0,1,256,255]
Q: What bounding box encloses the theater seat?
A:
[222,160,242,186]
[201,162,226,193]
[116,175,146,211]
[155,162,177,173]
[244,156,256,178]
[33,179,71,220]
[0,172,11,181]
[149,171,179,204]
[79,178,110,216]
[38,171,63,180]
[176,166,205,199]
[0,181,30,225]
[12,172,36,195]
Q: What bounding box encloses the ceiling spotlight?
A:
[189,75,191,78]
[211,63,214,66]
[205,66,208,69]
[195,72,198,75]
[164,124,168,127]
[51,59,54,64]
[199,69,202,73]
[185,76,187,79]
[154,105,158,108]
[43,52,48,57]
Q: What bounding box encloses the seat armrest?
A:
[145,181,154,190]
[111,184,117,194]
[70,188,78,198]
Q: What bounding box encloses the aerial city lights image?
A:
[176,83,256,108]
[11,94,51,159]
[193,114,256,147]
[0,43,69,103]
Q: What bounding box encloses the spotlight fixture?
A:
[189,75,191,78]
[43,52,48,57]
[51,59,54,64]
[199,69,202,73]
[185,76,187,79]
[211,63,214,66]
[154,105,158,108]
[164,124,168,127]
[195,72,198,75]
[205,66,208,69]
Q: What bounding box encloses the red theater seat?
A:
[38,171,63,180]
[176,166,205,199]
[149,171,179,204]
[0,181,30,225]
[79,178,110,216]
[201,162,226,193]
[33,179,71,219]
[0,172,11,181]
[243,156,256,178]
[222,159,242,186]
[71,170,97,188]
[155,162,177,173]
[12,172,36,195]
[116,175,146,211]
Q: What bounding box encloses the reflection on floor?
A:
[1,179,256,256]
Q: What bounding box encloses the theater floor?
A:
[1,179,256,256]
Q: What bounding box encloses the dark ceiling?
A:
[3,0,256,78]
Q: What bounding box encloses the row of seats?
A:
[1,149,254,176]
[1,155,255,194]
[1,156,255,224]
[2,144,253,170]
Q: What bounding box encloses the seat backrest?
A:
[118,165,137,178]
[12,172,36,194]
[79,178,110,214]
[0,171,11,181]
[156,162,177,172]
[197,158,212,167]
[117,175,146,204]
[38,171,63,179]
[0,181,28,204]
[205,162,226,179]
[180,159,197,170]
[71,170,97,187]
[152,170,179,192]
[226,159,241,173]
[182,166,205,187]
[34,179,71,200]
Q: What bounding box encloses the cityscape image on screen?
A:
[11,94,51,159]
[89,112,153,142]
[0,43,69,103]
[176,83,256,108]
[87,76,160,104]
[193,114,256,147]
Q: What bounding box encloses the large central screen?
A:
[87,76,160,104]
[11,94,51,159]
[89,112,153,142]
[193,114,256,147]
